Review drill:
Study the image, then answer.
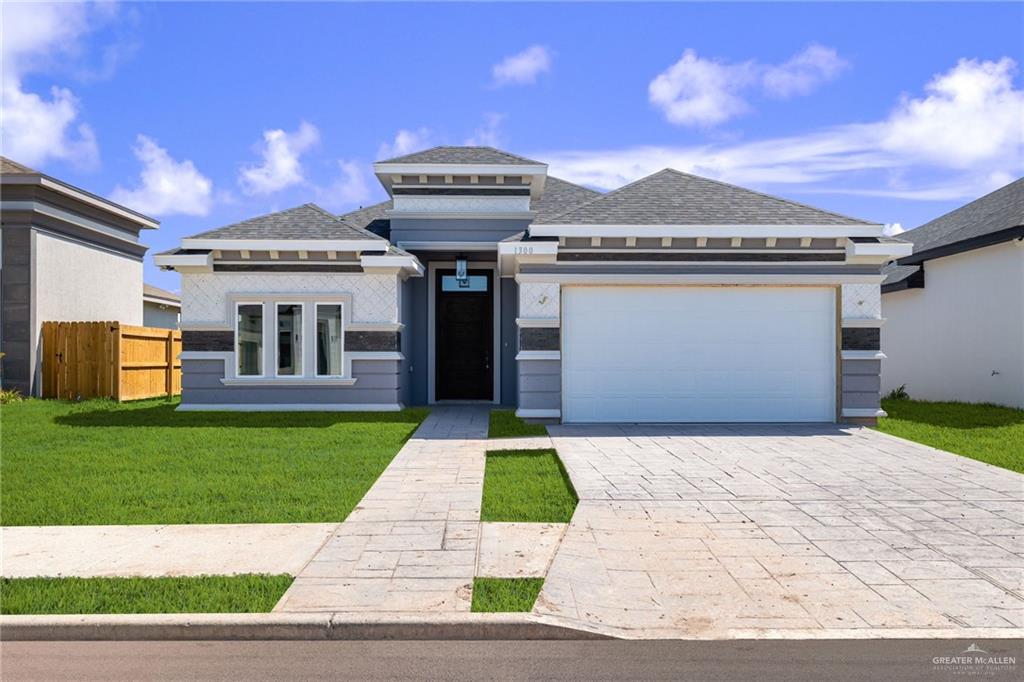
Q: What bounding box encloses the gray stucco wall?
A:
[500,278,517,406]
[390,217,530,246]
[517,359,561,411]
[143,301,180,329]
[1,227,32,395]
[181,358,402,406]
[841,358,883,412]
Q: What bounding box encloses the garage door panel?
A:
[562,287,836,423]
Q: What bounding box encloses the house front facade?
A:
[156,147,909,424]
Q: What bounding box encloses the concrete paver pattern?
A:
[534,423,1024,637]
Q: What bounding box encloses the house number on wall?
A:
[514,246,535,255]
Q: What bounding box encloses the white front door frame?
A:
[427,260,501,404]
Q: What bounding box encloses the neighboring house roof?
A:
[143,283,181,308]
[338,176,603,236]
[537,168,875,226]
[882,178,1024,292]
[376,146,544,166]
[185,203,385,242]
[0,155,159,229]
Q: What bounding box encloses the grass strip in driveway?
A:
[481,449,577,523]
[0,575,293,615]
[471,578,545,612]
[1,398,428,526]
[877,399,1024,473]
[488,409,548,439]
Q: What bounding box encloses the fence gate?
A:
[41,322,182,401]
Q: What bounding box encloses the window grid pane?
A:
[237,304,263,376]
[277,304,302,376]
[316,304,343,376]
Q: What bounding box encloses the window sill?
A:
[220,377,358,387]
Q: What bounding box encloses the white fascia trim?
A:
[177,403,405,412]
[515,408,561,419]
[346,323,405,333]
[841,350,887,360]
[154,251,214,269]
[143,296,181,309]
[497,241,558,256]
[387,211,536,220]
[516,350,561,361]
[398,241,499,252]
[516,318,560,328]
[221,377,358,387]
[842,408,888,418]
[846,241,914,258]
[360,253,424,277]
[529,224,885,239]
[516,273,886,286]
[181,238,386,252]
[373,162,547,176]
[33,176,159,228]
[842,318,886,328]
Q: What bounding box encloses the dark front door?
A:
[435,269,493,400]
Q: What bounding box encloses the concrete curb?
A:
[0,613,609,641]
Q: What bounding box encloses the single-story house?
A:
[0,156,159,396]
[143,283,181,329]
[156,146,909,424]
[882,178,1023,408]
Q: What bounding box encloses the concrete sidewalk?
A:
[1,524,337,578]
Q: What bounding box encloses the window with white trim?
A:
[315,303,344,377]
[236,303,263,376]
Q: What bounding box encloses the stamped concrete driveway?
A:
[534,424,1024,638]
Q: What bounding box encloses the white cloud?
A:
[464,113,506,147]
[315,160,374,211]
[492,45,552,87]
[883,223,905,236]
[238,121,320,195]
[110,135,213,216]
[545,58,1023,202]
[378,128,432,159]
[649,45,847,127]
[762,44,848,98]
[0,2,106,167]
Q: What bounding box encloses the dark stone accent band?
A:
[557,252,845,262]
[183,330,234,352]
[214,264,364,273]
[520,327,560,351]
[393,187,531,196]
[841,328,880,351]
[345,331,400,352]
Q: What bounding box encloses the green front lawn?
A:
[0,575,293,615]
[877,399,1024,473]
[470,577,545,612]
[488,409,549,439]
[480,449,578,523]
[1,398,428,525]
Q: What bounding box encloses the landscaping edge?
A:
[2,613,1022,642]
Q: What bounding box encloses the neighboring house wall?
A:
[1,227,32,395]
[882,241,1024,408]
[143,301,180,329]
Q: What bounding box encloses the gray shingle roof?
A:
[186,203,385,242]
[538,169,875,226]
[896,178,1024,257]
[881,263,921,287]
[1,156,38,175]
[143,283,181,304]
[377,146,544,166]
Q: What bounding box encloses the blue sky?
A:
[3,2,1022,291]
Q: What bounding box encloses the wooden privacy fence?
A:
[41,322,182,401]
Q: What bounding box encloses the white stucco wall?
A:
[882,240,1024,408]
[33,231,144,325]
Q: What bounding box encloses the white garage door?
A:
[562,287,836,423]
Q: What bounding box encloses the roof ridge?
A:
[303,202,385,241]
[659,168,877,225]
[538,168,676,223]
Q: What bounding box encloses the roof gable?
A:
[1,156,39,175]
[376,146,544,166]
[538,168,874,226]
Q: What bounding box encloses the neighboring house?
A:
[0,157,159,396]
[156,146,908,424]
[882,179,1024,408]
[143,283,181,329]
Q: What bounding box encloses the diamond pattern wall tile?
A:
[519,282,560,319]
[842,283,882,319]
